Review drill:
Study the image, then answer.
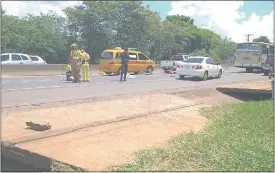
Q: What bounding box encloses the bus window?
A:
[237,43,261,51]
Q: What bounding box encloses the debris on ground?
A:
[26,121,51,131]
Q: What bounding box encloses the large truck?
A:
[234,42,272,73]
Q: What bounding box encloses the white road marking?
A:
[2,79,48,84]
[2,78,173,92]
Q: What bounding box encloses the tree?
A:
[2,4,237,64]
[253,36,270,43]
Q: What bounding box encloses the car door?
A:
[128,53,138,72]
[20,54,32,64]
[11,54,23,64]
[137,53,147,72]
[1,54,10,64]
[205,58,215,76]
[211,58,219,75]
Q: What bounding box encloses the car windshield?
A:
[171,55,183,61]
[185,58,204,63]
[237,43,261,51]
[100,51,113,59]
[1,55,9,61]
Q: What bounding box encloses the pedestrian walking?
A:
[80,49,91,82]
[69,43,82,83]
[120,48,130,81]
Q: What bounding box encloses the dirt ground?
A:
[2,89,240,171]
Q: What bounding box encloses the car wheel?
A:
[217,70,222,78]
[202,71,208,81]
[264,70,270,76]
[146,66,153,74]
[179,75,185,79]
[105,72,112,75]
[117,68,122,75]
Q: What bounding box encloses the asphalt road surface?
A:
[2,68,267,108]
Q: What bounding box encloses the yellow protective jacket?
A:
[66,64,72,72]
[70,49,82,60]
[81,52,90,63]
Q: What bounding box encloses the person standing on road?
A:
[69,43,82,83]
[81,49,91,82]
[120,48,130,82]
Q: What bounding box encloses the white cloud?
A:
[2,1,273,43]
[1,1,82,18]
[168,1,274,43]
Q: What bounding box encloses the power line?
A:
[244,34,253,42]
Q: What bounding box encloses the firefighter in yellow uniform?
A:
[69,43,82,83]
[80,49,91,82]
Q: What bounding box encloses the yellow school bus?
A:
[98,47,155,74]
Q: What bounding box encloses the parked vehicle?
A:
[160,54,190,73]
[98,47,156,75]
[1,53,32,64]
[176,56,223,81]
[234,42,273,73]
[29,55,47,64]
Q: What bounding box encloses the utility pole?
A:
[244,34,253,42]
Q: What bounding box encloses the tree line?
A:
[1,1,270,64]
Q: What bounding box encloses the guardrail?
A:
[1,64,160,76]
[1,63,232,77]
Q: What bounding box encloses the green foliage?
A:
[253,36,270,43]
[109,101,274,171]
[1,2,236,64]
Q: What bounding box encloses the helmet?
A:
[71,43,78,47]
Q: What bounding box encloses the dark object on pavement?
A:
[26,121,51,131]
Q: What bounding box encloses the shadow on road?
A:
[177,76,219,82]
[231,70,263,74]
[216,89,272,101]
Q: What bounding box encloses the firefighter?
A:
[120,48,129,81]
[65,64,73,81]
[69,43,82,83]
[81,49,91,82]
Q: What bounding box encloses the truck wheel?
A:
[264,70,270,76]
[246,67,254,73]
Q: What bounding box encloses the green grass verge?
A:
[109,101,274,172]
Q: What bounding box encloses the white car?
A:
[29,55,47,64]
[176,56,223,80]
[1,53,32,64]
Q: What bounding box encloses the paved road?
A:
[2,68,267,108]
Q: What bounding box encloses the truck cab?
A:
[160,54,190,73]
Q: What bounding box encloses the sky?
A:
[1,1,274,43]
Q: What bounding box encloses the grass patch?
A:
[109,101,274,171]
[51,160,88,171]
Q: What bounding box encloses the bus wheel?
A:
[246,67,254,73]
